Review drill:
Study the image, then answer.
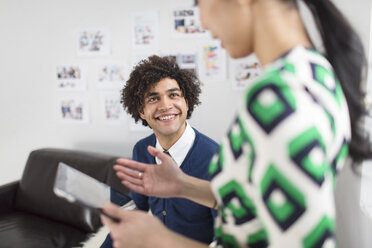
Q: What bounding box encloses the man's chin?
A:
[155,127,179,136]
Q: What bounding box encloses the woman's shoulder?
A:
[245,46,335,97]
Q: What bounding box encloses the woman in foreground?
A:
[102,0,372,247]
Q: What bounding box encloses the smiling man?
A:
[100,55,218,248]
[140,77,189,151]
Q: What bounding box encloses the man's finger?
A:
[115,158,147,171]
[117,171,143,186]
[116,167,143,181]
[122,180,146,194]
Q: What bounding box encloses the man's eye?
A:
[170,93,179,98]
[148,97,158,102]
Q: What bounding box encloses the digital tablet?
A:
[53,162,131,222]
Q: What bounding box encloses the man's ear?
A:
[139,109,145,119]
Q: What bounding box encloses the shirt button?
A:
[162,210,166,216]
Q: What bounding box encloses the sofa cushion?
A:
[14,148,117,232]
[0,181,18,215]
[0,211,86,248]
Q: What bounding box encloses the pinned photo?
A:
[59,97,89,123]
[163,53,198,76]
[230,54,262,90]
[132,11,159,51]
[77,28,110,56]
[100,91,126,124]
[55,65,86,91]
[181,54,196,64]
[198,43,227,82]
[171,7,207,38]
[96,62,128,89]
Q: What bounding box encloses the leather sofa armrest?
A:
[0,181,19,214]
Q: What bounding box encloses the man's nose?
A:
[159,96,172,110]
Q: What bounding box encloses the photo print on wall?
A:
[77,28,111,56]
[198,42,227,82]
[100,91,126,125]
[132,11,159,52]
[59,97,90,123]
[230,53,262,90]
[171,7,208,38]
[55,64,87,91]
[163,53,198,75]
[95,61,128,89]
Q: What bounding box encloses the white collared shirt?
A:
[155,122,196,167]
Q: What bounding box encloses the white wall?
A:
[0,0,371,246]
[331,0,372,247]
[0,0,241,185]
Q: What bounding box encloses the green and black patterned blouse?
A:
[209,46,350,248]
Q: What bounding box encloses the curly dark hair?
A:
[121,55,202,127]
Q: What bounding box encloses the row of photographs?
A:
[57,6,261,126]
[56,47,261,92]
[58,55,260,129]
[77,7,207,56]
[57,50,261,127]
[59,92,149,131]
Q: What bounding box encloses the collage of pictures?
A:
[55,6,261,127]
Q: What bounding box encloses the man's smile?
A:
[156,114,178,121]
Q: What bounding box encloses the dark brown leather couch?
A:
[0,148,129,248]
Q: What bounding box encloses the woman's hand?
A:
[114,146,186,198]
[100,202,168,248]
[101,202,209,248]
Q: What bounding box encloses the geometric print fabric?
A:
[261,164,306,231]
[210,46,350,248]
[247,71,296,134]
[289,127,328,186]
[303,216,335,248]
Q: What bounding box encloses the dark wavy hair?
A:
[121,55,201,127]
[288,0,372,163]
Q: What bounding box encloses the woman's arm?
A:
[179,173,217,209]
[114,145,217,209]
[101,202,209,248]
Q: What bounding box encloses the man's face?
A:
[140,77,189,142]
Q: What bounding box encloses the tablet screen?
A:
[54,162,111,208]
